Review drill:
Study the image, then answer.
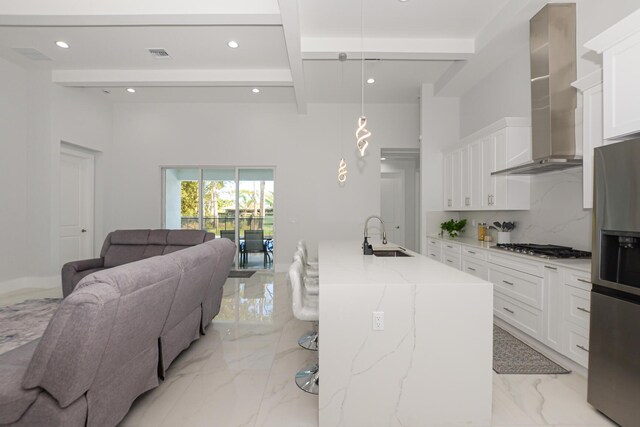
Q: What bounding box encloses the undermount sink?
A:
[373,249,412,257]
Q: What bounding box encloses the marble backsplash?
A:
[458,168,592,251]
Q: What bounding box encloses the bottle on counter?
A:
[478,222,487,241]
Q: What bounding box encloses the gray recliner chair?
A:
[61,229,216,297]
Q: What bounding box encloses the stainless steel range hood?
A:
[493,3,580,176]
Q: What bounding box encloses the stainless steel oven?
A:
[589,139,640,427]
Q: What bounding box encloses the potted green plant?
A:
[440,219,467,238]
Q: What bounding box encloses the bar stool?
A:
[297,240,318,267]
[293,252,319,295]
[289,260,320,394]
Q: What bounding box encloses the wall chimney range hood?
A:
[493,3,580,176]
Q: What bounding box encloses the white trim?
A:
[0,276,60,293]
[459,117,530,147]
[571,69,603,92]
[585,8,640,53]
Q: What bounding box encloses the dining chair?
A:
[243,229,268,268]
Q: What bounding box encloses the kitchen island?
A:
[318,240,493,427]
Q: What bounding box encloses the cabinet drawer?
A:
[563,285,591,330]
[563,323,590,368]
[462,257,488,280]
[487,251,544,277]
[494,292,543,340]
[442,242,461,252]
[565,269,592,291]
[427,248,442,262]
[489,264,544,310]
[443,251,461,270]
[427,238,442,248]
[462,246,486,260]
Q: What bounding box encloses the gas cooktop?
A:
[494,243,591,259]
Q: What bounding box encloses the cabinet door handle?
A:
[430,254,436,257]
[577,278,591,284]
[576,344,589,353]
[503,307,515,314]
[544,265,557,270]
[577,307,591,314]
[467,267,476,271]
[446,245,453,249]
[468,250,476,254]
[488,195,491,205]
[446,259,453,263]
[502,280,514,286]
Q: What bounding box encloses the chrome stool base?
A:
[298,331,318,351]
[295,364,319,394]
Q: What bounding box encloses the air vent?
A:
[12,48,52,61]
[147,48,171,59]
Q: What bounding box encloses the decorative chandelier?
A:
[338,52,348,184]
[355,0,370,157]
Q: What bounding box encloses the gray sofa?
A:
[0,238,235,427]
[61,229,216,297]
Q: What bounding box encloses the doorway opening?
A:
[162,167,275,270]
[380,148,420,252]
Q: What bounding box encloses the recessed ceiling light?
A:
[228,40,239,49]
[252,88,260,94]
[380,157,387,160]
[55,41,69,49]
[398,0,409,2]
[367,77,376,84]
[126,88,136,93]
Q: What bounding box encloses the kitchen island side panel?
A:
[319,281,493,427]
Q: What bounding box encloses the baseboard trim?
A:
[0,276,60,293]
[493,317,588,378]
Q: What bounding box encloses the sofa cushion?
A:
[109,229,151,245]
[142,245,164,259]
[166,229,207,245]
[22,284,120,408]
[0,339,41,424]
[104,245,147,268]
[148,229,169,245]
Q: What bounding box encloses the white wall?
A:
[0,57,29,283]
[452,0,640,251]
[110,101,419,270]
[0,65,113,289]
[420,85,460,254]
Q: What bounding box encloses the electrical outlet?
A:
[373,311,384,331]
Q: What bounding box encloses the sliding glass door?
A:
[163,167,275,270]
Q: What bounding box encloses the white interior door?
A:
[380,172,405,246]
[59,147,94,267]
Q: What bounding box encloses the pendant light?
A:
[355,0,371,157]
[338,53,348,184]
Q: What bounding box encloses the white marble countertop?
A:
[319,239,491,287]
[318,239,493,426]
[427,235,592,274]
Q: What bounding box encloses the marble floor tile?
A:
[120,271,613,427]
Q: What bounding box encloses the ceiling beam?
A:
[0,0,281,26]
[302,37,474,61]
[52,69,293,87]
[277,0,307,113]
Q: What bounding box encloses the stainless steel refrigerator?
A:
[589,138,640,427]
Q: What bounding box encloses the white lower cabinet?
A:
[542,265,562,352]
[494,292,543,340]
[428,237,591,368]
[427,238,442,262]
[462,257,488,280]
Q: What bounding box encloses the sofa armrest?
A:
[0,340,42,424]
[61,258,104,297]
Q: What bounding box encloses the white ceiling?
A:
[0,0,523,107]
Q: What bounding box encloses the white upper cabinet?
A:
[586,9,640,140]
[444,118,531,211]
[572,69,604,209]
